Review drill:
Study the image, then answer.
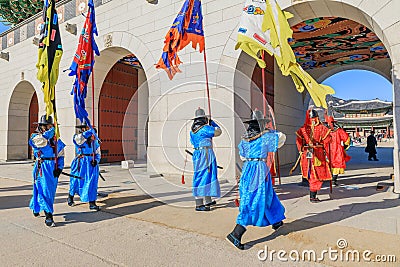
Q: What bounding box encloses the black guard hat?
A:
[192,107,208,120]
[243,109,271,124]
[35,115,54,125]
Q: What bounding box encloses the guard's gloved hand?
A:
[91,160,97,167]
[53,168,62,178]
[209,119,219,128]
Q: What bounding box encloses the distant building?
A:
[332,99,393,138]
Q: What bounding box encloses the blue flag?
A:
[155,0,205,80]
[68,0,100,128]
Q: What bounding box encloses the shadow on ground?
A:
[246,196,400,249]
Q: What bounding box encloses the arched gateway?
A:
[218,0,400,192]
[7,81,38,160]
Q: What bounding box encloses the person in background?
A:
[366,131,379,161]
[325,115,351,186]
[295,109,332,203]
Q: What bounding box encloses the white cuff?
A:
[277,132,286,149]
[31,135,47,148]
[74,133,87,146]
[214,128,222,137]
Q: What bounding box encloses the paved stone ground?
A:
[0,145,399,266]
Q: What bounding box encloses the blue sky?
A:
[0,21,10,33]
[322,69,393,101]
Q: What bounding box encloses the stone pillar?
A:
[137,69,148,160]
[392,64,400,193]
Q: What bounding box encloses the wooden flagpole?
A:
[91,48,96,161]
[261,52,267,117]
[261,51,281,185]
[203,49,212,117]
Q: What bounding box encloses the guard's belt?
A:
[79,154,93,156]
[244,158,267,162]
[194,146,212,150]
[38,157,55,161]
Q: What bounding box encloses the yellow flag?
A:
[36,1,63,137]
[235,0,334,108]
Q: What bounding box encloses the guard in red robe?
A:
[325,115,351,186]
[296,109,331,203]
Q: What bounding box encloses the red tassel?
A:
[234,199,240,207]
[181,174,185,184]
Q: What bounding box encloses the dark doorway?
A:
[28,92,38,159]
[98,62,138,163]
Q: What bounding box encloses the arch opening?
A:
[231,7,395,185]
[312,70,394,141]
[94,47,149,163]
[8,81,37,160]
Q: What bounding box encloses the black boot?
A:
[67,194,75,207]
[226,224,246,250]
[332,175,339,186]
[205,196,216,207]
[298,178,309,187]
[89,201,101,211]
[195,205,210,211]
[44,211,55,227]
[272,221,283,230]
[195,198,210,211]
[33,211,40,217]
[310,191,321,203]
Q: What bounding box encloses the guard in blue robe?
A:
[227,110,286,249]
[190,108,222,211]
[29,115,65,227]
[68,121,101,211]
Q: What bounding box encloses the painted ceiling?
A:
[119,54,143,69]
[290,17,389,70]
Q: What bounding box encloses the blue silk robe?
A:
[190,121,221,197]
[236,131,285,227]
[29,127,65,214]
[69,129,101,202]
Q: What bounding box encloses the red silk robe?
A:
[328,128,351,175]
[296,121,332,192]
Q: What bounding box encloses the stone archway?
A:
[7,81,37,160]
[219,0,400,192]
[90,32,155,163]
[282,1,400,193]
[98,59,141,163]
